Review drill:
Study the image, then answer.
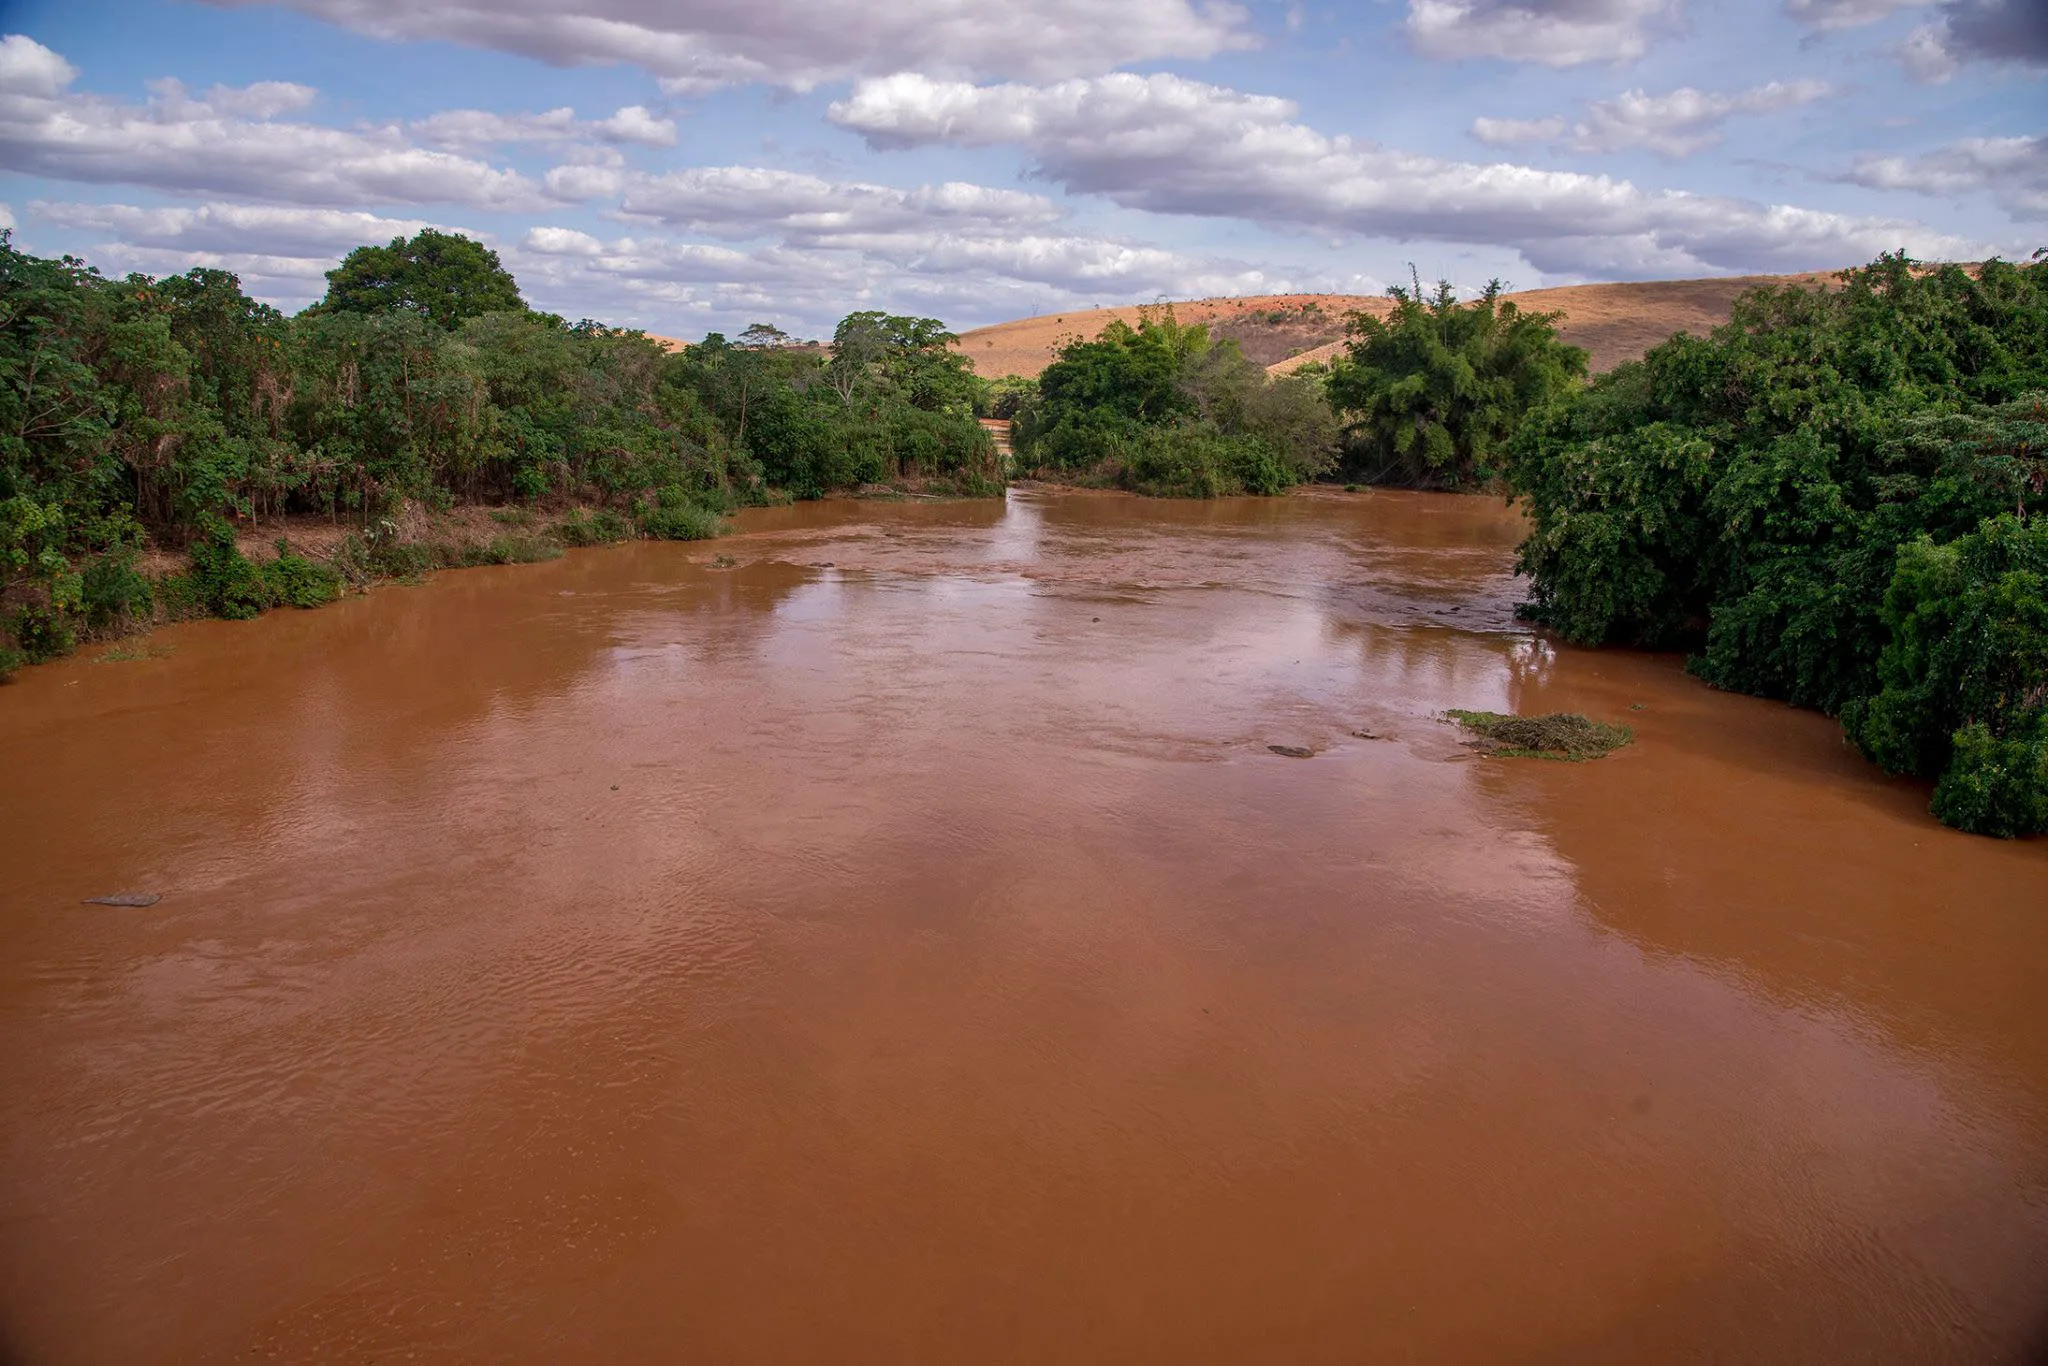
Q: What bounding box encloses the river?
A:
[2,489,2045,1363]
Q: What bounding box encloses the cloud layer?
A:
[202,0,1257,91]
[1404,0,1682,66]
[0,37,547,209]
[1474,81,1833,158]
[831,72,1988,276]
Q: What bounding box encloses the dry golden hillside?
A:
[953,271,1843,380]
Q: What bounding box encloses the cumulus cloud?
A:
[500,223,1293,336]
[1898,0,2048,82]
[831,71,1994,276]
[1844,135,2048,219]
[1404,0,1682,66]
[0,32,77,97]
[27,200,443,257]
[411,104,676,149]
[1475,80,1833,158]
[615,167,1063,241]
[0,35,550,210]
[202,0,1256,92]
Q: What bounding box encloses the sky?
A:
[0,0,2041,339]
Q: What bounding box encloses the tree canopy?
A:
[315,229,526,329]
[1504,254,2048,836]
[1325,278,1587,488]
[0,232,998,678]
[1012,309,1337,496]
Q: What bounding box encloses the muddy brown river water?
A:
[2,489,2046,1364]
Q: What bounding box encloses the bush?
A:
[1932,722,2048,838]
[185,521,269,620]
[1841,515,2048,835]
[0,644,23,681]
[9,604,76,662]
[553,507,633,546]
[258,540,343,608]
[638,487,726,541]
[1328,277,1586,488]
[1509,254,2048,834]
[470,532,563,565]
[80,550,153,629]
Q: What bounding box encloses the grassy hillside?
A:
[954,271,1842,379]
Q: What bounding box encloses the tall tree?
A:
[315,229,525,330]
[1326,278,1587,488]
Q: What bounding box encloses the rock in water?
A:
[1268,745,1315,759]
[83,892,160,907]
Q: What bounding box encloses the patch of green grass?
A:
[1445,709,1632,761]
[95,640,175,663]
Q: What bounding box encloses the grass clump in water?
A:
[1445,709,1632,761]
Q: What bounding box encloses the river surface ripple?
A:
[3,489,2046,1363]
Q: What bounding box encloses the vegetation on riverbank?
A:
[1446,710,1634,760]
[0,229,993,676]
[1008,309,1339,495]
[1502,253,2047,836]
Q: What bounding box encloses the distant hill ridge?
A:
[952,271,1844,380]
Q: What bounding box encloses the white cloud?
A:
[1844,135,2048,218]
[0,32,77,97]
[411,103,676,149]
[0,36,549,210]
[1783,0,1928,30]
[28,200,442,256]
[830,71,1996,276]
[1471,116,1569,146]
[616,167,1063,241]
[1476,80,1834,158]
[200,0,1256,92]
[0,202,15,233]
[1404,0,1682,66]
[1897,22,1961,80]
[524,225,606,255]
[499,224,1293,336]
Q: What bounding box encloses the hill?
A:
[953,271,1843,380]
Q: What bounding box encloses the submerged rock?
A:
[1268,745,1315,759]
[83,892,160,907]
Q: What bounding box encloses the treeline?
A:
[0,229,996,676]
[1501,254,2047,837]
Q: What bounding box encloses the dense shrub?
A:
[1507,254,2048,835]
[553,508,633,546]
[186,521,271,620]
[638,488,726,541]
[1326,278,1587,488]
[1015,309,1337,492]
[258,541,344,608]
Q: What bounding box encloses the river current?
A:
[2,489,2045,1362]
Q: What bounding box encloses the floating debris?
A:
[83,892,160,907]
[1268,744,1315,759]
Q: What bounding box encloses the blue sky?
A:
[0,0,2040,338]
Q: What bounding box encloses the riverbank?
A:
[2,478,1008,682]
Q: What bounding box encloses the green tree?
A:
[315,229,525,329]
[1505,252,2048,835]
[1326,278,1587,488]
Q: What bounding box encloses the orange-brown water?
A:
[3,489,2046,1364]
